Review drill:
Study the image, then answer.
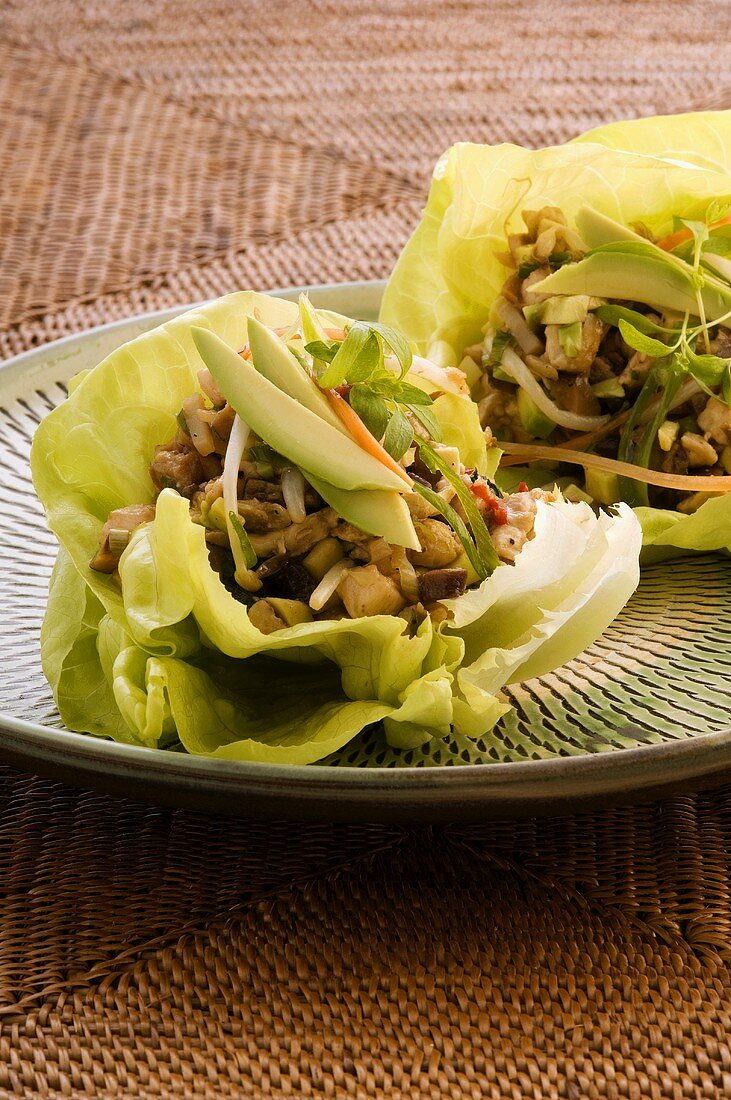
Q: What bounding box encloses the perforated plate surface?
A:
[2,282,731,819]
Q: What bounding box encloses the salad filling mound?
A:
[468,204,731,515]
[90,342,552,632]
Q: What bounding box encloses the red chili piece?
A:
[469,480,509,525]
[518,481,529,493]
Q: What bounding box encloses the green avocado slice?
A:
[533,251,731,321]
[575,207,646,249]
[191,327,409,493]
[305,474,420,550]
[246,317,346,434]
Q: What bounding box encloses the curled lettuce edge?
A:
[379,109,731,560]
[34,290,642,761]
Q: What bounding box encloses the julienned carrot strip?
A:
[657,213,731,252]
[323,388,413,486]
[324,327,346,341]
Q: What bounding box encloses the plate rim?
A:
[3,278,731,813]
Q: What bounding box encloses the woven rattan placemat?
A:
[3,2,731,1095]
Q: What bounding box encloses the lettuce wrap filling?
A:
[380,110,731,554]
[32,291,641,761]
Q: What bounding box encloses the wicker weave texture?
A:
[3,0,731,1096]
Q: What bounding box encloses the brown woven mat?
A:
[3,1,731,1095]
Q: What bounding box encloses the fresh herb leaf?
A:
[405,402,443,442]
[618,319,675,358]
[723,363,731,407]
[304,340,338,363]
[419,441,499,577]
[349,386,390,441]
[703,235,731,259]
[382,407,413,460]
[411,482,485,579]
[677,346,728,388]
[366,321,413,377]
[706,199,730,226]
[318,322,373,388]
[346,331,382,382]
[376,379,433,406]
[228,511,257,568]
[593,304,677,335]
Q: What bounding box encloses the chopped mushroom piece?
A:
[417,567,467,604]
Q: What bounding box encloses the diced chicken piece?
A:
[338,565,406,618]
[241,477,284,504]
[417,568,467,604]
[90,504,156,573]
[680,432,718,468]
[150,441,205,499]
[544,316,606,374]
[237,499,291,533]
[409,519,461,568]
[489,491,538,564]
[697,397,731,446]
[284,508,338,556]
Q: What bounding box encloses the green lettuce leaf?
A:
[380,111,731,559]
[574,111,731,175]
[636,494,731,563]
[34,290,642,762]
[381,114,731,359]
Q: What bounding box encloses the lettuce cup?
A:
[380,111,731,560]
[32,292,641,761]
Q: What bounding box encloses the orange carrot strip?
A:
[323,388,413,486]
[657,213,731,252]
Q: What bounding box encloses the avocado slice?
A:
[533,250,731,321]
[517,388,555,439]
[584,467,620,506]
[575,207,646,249]
[191,327,408,493]
[533,295,603,325]
[305,473,420,551]
[246,317,346,434]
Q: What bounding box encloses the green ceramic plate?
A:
[2,281,731,821]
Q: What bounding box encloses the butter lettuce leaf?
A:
[636,494,731,563]
[380,112,731,359]
[380,111,731,559]
[34,288,642,762]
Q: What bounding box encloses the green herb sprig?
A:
[298,296,443,460]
